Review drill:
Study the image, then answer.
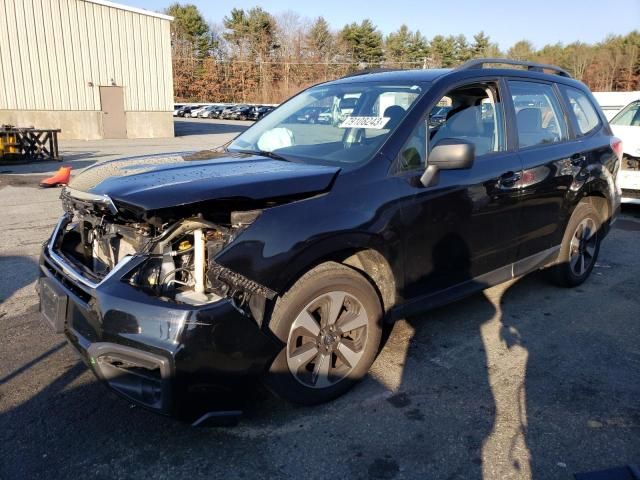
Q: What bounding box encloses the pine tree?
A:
[306,17,334,62]
[454,34,472,64]
[472,31,491,58]
[507,40,536,61]
[339,19,384,65]
[385,25,428,64]
[165,3,216,58]
[223,7,278,60]
[429,35,457,67]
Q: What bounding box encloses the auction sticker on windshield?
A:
[339,116,390,129]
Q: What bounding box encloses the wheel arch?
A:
[271,235,401,318]
[566,174,615,224]
[554,177,614,249]
[580,193,609,224]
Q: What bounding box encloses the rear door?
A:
[505,79,578,267]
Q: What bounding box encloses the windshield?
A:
[610,101,640,126]
[228,82,426,165]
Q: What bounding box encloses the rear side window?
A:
[559,85,601,135]
[508,80,568,148]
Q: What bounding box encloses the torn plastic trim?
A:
[47,215,136,291]
[207,261,277,325]
[208,262,277,300]
[61,187,118,215]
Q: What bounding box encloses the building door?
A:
[99,86,126,139]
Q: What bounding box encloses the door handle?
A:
[498,171,521,187]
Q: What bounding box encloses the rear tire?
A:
[549,202,601,287]
[265,262,383,405]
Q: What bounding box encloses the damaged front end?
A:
[55,187,276,323]
[40,187,284,418]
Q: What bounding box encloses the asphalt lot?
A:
[1,119,639,479]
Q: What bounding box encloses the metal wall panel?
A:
[0,0,173,111]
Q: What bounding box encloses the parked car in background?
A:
[609,100,640,203]
[199,105,223,119]
[295,107,324,123]
[316,108,332,124]
[198,105,218,118]
[39,59,620,422]
[174,106,198,117]
[429,105,452,126]
[188,105,210,118]
[593,91,640,120]
[220,105,248,119]
[173,104,185,116]
[218,105,236,119]
[248,106,275,121]
[228,105,254,120]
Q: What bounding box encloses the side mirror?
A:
[420,138,475,187]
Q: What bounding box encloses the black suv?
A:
[39,59,621,422]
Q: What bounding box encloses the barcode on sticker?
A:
[339,116,390,129]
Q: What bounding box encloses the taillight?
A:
[611,137,623,162]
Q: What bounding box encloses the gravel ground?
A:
[0,119,639,479]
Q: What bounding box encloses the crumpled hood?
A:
[69,150,340,211]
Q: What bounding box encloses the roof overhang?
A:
[80,0,174,21]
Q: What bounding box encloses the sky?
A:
[124,0,640,49]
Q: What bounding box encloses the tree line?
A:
[166,3,640,103]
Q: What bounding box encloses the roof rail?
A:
[341,68,400,78]
[456,58,572,78]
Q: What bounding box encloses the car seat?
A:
[431,107,492,156]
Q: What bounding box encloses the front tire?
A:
[265,262,383,405]
[550,202,601,287]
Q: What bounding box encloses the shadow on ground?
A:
[0,255,39,303]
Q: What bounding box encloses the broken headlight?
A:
[127,211,272,313]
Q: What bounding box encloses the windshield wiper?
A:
[229,148,290,162]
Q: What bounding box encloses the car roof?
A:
[322,59,589,92]
[327,68,452,85]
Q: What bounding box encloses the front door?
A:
[397,80,523,300]
[100,86,126,139]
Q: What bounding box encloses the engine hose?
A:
[159,267,194,291]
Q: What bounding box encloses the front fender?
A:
[214,174,408,296]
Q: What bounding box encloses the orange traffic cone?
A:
[39,166,72,188]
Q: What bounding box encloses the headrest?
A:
[516,108,542,133]
[447,107,481,136]
[384,105,406,129]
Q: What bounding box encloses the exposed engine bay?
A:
[56,188,275,319]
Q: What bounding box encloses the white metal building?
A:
[0,0,174,139]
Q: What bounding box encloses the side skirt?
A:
[389,245,560,322]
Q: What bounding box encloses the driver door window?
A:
[397,82,504,172]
